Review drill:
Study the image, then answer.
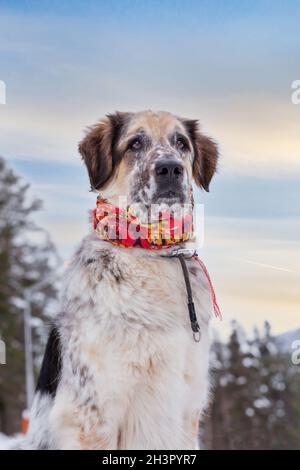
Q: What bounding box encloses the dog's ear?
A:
[79,112,130,190]
[184,119,219,192]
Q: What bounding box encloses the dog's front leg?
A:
[49,390,120,450]
[183,409,201,450]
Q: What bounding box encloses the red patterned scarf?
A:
[93,197,221,319]
[93,197,193,250]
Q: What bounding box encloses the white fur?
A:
[26,235,212,450]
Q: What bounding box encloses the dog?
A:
[26,110,219,450]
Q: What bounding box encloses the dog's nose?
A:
[155,160,184,181]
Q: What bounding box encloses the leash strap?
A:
[172,251,222,342]
[176,253,201,343]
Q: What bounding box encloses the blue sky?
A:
[0,0,300,336]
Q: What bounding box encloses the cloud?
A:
[231,257,297,274]
[198,174,300,219]
[1,5,300,176]
[202,216,300,336]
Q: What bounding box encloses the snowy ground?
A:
[0,432,23,450]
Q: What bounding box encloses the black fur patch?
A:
[36,327,62,397]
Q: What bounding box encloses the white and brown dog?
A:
[26,110,219,450]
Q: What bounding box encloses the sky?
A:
[0,0,300,337]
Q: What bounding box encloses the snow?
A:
[276,328,300,352]
[0,432,23,450]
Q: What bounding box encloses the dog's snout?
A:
[155,159,184,181]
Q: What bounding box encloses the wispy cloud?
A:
[231,257,297,274]
[1,3,300,175]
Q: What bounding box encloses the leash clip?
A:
[169,248,197,259]
[193,330,201,343]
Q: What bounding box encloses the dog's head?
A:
[79,110,218,208]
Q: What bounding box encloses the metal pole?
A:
[22,270,59,410]
[23,291,35,410]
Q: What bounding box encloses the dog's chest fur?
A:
[29,234,213,450]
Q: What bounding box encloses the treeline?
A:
[0,157,59,434]
[202,322,300,450]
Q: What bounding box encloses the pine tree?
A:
[203,322,300,449]
[0,157,59,434]
[249,321,300,449]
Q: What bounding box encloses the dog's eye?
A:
[130,139,142,151]
[176,137,188,151]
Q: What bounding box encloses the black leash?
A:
[172,251,201,343]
